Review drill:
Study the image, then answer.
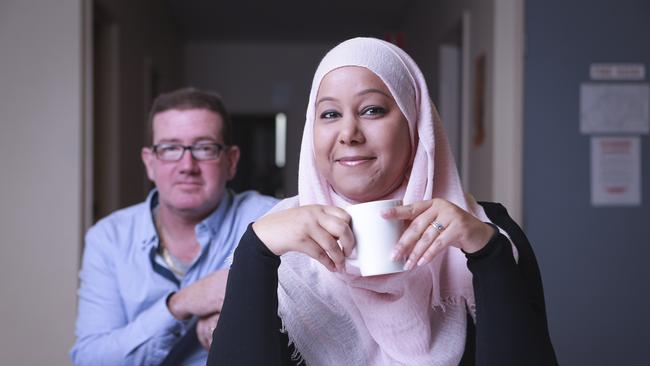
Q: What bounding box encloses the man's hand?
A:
[196,312,220,349]
[167,269,229,320]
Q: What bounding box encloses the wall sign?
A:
[590,63,645,80]
[580,83,649,134]
[591,136,641,206]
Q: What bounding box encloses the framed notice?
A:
[580,83,649,134]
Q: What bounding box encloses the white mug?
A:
[344,199,405,276]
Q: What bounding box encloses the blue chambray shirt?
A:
[70,189,278,366]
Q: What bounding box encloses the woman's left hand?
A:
[382,198,495,270]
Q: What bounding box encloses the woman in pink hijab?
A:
[208,37,557,365]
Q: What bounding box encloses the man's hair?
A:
[147,87,233,145]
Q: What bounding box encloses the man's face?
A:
[142,108,239,219]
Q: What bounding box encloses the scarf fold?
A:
[274,37,499,366]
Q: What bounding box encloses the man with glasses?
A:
[71,88,278,365]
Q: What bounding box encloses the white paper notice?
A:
[591,137,641,206]
[580,83,649,134]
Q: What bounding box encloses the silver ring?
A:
[431,221,445,232]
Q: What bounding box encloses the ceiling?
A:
[166,0,415,42]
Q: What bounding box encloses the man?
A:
[71,88,278,365]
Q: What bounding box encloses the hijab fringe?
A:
[279,324,306,365]
[436,295,477,322]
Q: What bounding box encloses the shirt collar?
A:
[195,189,233,247]
[138,188,233,249]
[139,189,160,249]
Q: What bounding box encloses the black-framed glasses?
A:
[152,143,228,161]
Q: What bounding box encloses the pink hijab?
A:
[274,37,494,366]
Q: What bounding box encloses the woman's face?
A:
[314,66,412,202]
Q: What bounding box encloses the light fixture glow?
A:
[275,113,286,168]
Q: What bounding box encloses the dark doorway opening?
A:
[92,3,121,223]
[229,114,285,198]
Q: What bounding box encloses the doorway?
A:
[92,3,121,223]
[228,114,285,198]
[438,12,471,186]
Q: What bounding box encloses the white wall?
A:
[183,41,335,196]
[491,0,524,224]
[403,0,523,223]
[0,0,85,364]
[0,1,180,363]
[404,0,494,200]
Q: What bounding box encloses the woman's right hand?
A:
[252,205,355,272]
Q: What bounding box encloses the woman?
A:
[208,37,557,365]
